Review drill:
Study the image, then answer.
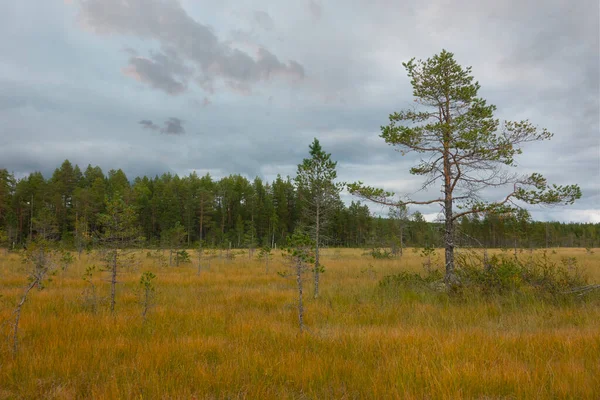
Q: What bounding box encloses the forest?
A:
[0,160,598,252]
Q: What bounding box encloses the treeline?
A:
[0,160,598,249]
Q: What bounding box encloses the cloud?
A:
[162,117,185,135]
[139,120,159,131]
[139,117,185,135]
[1,0,597,224]
[77,0,305,94]
[308,1,322,20]
[253,10,274,31]
[122,48,191,95]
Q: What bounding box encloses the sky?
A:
[0,0,598,223]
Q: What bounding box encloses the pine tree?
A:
[295,138,342,298]
[349,50,581,285]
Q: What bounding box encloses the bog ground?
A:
[1,248,599,399]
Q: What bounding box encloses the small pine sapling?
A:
[60,250,75,271]
[96,196,143,315]
[139,271,157,322]
[280,232,315,333]
[82,265,99,313]
[258,246,272,274]
[420,245,438,275]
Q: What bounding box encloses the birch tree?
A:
[348,50,581,286]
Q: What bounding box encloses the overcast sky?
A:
[1,0,598,222]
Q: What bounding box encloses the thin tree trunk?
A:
[197,242,202,276]
[399,224,404,257]
[12,279,38,357]
[296,259,304,333]
[110,249,117,314]
[142,288,149,322]
[314,203,320,299]
[444,201,455,284]
[443,134,456,285]
[483,248,491,272]
[199,202,204,242]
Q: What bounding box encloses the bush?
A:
[177,250,191,264]
[366,247,394,259]
[379,269,444,292]
[456,251,590,298]
[379,251,595,302]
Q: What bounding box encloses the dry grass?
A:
[0,247,599,399]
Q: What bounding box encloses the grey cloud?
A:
[0,137,175,181]
[308,1,322,20]
[123,48,192,95]
[1,0,597,223]
[253,10,274,31]
[201,97,211,107]
[78,0,305,94]
[162,117,185,135]
[139,120,159,130]
[139,117,185,135]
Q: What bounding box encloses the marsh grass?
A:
[0,248,599,399]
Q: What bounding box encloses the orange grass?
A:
[0,247,599,399]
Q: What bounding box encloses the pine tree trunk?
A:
[484,248,491,272]
[314,203,320,299]
[199,202,204,242]
[296,258,304,332]
[399,224,404,257]
[197,242,202,276]
[110,249,117,313]
[142,289,149,321]
[443,137,456,285]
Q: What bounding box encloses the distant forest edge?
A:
[0,160,598,250]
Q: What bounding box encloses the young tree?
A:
[12,239,58,357]
[388,204,408,256]
[244,220,258,258]
[505,208,532,258]
[97,196,142,314]
[139,271,156,322]
[257,245,272,273]
[162,221,187,266]
[295,138,342,298]
[348,50,581,285]
[82,265,99,313]
[280,231,315,333]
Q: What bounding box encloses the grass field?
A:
[0,247,599,399]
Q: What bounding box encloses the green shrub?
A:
[367,247,393,259]
[379,251,595,303]
[457,251,590,298]
[177,250,191,264]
